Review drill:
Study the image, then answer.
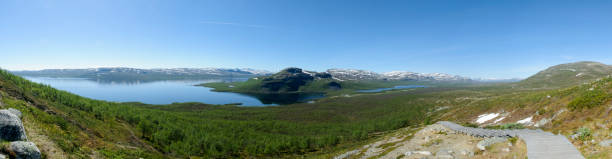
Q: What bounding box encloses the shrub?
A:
[568,89,609,110]
[485,123,524,130]
[508,137,518,144]
[576,127,592,141]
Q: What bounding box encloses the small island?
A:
[199,67,439,98]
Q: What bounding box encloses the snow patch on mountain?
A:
[327,69,471,81]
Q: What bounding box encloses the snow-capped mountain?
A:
[327,69,471,81]
[12,67,272,81]
[16,67,271,76]
[326,69,380,80]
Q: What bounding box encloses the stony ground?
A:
[335,123,526,159]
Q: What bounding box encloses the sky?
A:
[1,0,611,79]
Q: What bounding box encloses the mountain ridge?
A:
[12,67,473,82]
[518,61,612,88]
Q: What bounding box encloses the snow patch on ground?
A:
[494,117,506,123]
[560,68,576,72]
[476,113,500,124]
[517,116,533,124]
[576,73,584,77]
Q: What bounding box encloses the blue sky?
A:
[1,0,611,79]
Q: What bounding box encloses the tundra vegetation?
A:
[1,61,612,158]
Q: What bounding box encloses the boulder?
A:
[7,108,22,118]
[9,141,41,159]
[0,110,27,141]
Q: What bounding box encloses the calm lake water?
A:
[357,85,426,93]
[24,77,323,106]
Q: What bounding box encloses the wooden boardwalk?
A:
[438,121,584,159]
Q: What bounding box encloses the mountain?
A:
[518,61,612,88]
[327,69,471,81]
[0,68,435,158]
[13,67,471,82]
[3,62,612,158]
[203,67,342,93]
[12,67,272,81]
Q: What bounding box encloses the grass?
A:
[2,69,461,158]
[422,139,443,147]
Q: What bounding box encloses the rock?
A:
[333,150,359,159]
[477,137,508,150]
[0,110,27,141]
[406,151,433,156]
[599,139,612,147]
[436,149,454,159]
[459,149,474,156]
[570,134,578,140]
[414,151,432,155]
[9,141,41,159]
[534,118,551,127]
[502,148,510,152]
[7,108,22,118]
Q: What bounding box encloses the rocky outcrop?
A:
[0,109,41,159]
[0,109,27,141]
[7,108,22,118]
[9,142,41,159]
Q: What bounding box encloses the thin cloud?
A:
[199,21,269,28]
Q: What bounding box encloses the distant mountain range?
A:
[12,67,474,82]
[327,69,471,81]
[12,67,272,81]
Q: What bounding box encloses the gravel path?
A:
[438,121,584,159]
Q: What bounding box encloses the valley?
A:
[0,61,611,158]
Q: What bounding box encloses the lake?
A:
[23,77,324,106]
[357,85,426,93]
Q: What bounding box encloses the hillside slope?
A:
[443,73,612,158]
[518,61,612,88]
[0,69,444,158]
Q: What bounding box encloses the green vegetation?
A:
[0,69,446,158]
[2,61,611,158]
[485,123,525,130]
[575,127,592,141]
[518,61,612,88]
[422,138,443,147]
[567,89,610,110]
